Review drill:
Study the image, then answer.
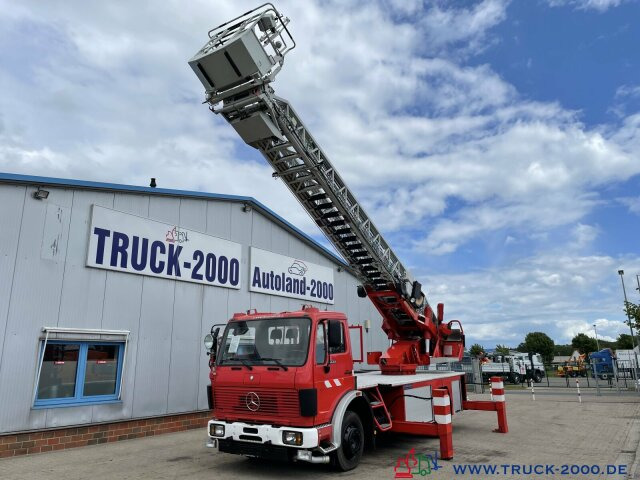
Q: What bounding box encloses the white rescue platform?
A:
[355,370,464,389]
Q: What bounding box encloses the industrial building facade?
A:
[0,173,386,446]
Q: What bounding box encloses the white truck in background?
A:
[615,349,639,378]
[481,354,527,384]
[481,352,545,384]
[509,352,546,383]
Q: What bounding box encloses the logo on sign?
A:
[166,226,189,244]
[249,248,335,304]
[288,260,308,276]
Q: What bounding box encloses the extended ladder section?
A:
[189,4,465,372]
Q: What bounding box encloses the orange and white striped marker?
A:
[433,387,453,459]
[490,376,509,433]
[490,377,505,402]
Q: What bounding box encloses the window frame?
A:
[33,340,125,408]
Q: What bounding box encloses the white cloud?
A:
[1,0,639,347]
[618,196,640,215]
[616,84,640,99]
[423,253,640,346]
[545,0,627,12]
[558,317,629,342]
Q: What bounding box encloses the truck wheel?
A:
[509,373,521,385]
[533,372,542,383]
[332,410,364,471]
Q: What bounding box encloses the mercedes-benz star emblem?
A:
[245,392,260,412]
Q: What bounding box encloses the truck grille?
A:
[214,386,299,417]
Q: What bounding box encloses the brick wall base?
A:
[0,411,210,459]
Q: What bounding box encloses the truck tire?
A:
[509,373,521,384]
[533,371,542,383]
[332,410,364,471]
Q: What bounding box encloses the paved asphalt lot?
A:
[2,391,639,480]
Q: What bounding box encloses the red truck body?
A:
[205,306,508,470]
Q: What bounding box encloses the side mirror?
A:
[211,327,220,357]
[328,321,342,350]
[205,327,220,358]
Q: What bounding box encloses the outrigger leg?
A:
[462,376,509,433]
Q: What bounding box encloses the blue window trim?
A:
[34,340,125,408]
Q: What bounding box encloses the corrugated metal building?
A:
[0,172,386,436]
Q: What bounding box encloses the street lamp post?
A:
[618,270,640,380]
[593,324,600,351]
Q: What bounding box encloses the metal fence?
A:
[477,360,640,391]
[420,357,485,393]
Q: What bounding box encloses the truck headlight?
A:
[282,431,303,446]
[209,423,225,437]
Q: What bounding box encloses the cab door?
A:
[313,319,355,423]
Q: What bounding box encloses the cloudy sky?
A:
[1,0,639,348]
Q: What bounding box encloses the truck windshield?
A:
[218,317,311,367]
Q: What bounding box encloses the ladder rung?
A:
[321,211,341,220]
[356,258,373,265]
[266,142,291,153]
[288,174,313,186]
[281,163,310,174]
[327,219,347,227]
[308,193,329,202]
[273,153,300,164]
[298,185,321,194]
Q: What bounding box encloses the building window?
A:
[35,341,124,407]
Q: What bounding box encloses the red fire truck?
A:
[189,4,508,470]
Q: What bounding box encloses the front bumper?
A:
[207,419,319,449]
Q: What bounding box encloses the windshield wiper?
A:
[238,359,253,370]
[220,358,253,370]
[259,358,288,371]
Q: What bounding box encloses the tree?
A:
[554,344,574,356]
[616,333,634,350]
[523,332,555,364]
[624,301,640,332]
[516,342,527,353]
[571,333,598,355]
[469,344,484,358]
[495,344,510,355]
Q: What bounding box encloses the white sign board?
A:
[249,247,335,304]
[87,205,242,288]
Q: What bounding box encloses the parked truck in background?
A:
[615,349,639,379]
[509,352,546,383]
[589,349,616,380]
[556,354,587,378]
[481,354,526,384]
